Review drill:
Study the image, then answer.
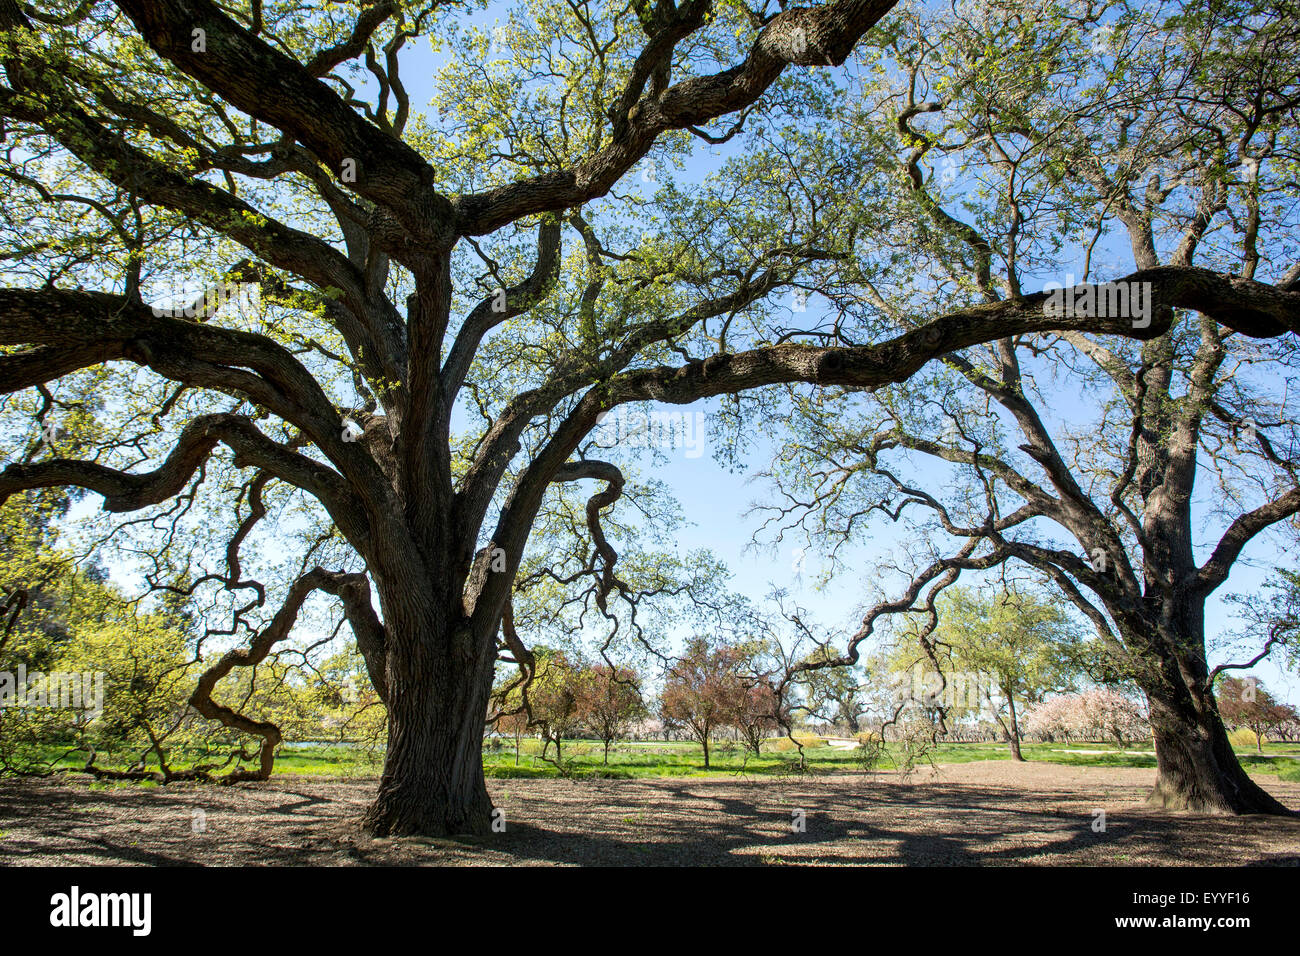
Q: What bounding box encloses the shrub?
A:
[854,732,887,771]
[1228,727,1262,749]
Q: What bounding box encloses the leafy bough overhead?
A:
[744,0,1300,814]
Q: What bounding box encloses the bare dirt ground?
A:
[2,761,1297,866]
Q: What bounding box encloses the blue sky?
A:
[620,391,1300,706]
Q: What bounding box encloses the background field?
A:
[25,736,1299,782]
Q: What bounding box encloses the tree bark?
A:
[1144,677,1291,815]
[361,610,497,837]
[1006,694,1024,761]
[1007,735,1023,761]
[362,697,495,836]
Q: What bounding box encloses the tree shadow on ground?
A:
[426,775,1299,866]
[2,772,1297,866]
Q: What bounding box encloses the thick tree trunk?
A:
[362,612,497,837]
[1145,682,1291,815]
[363,700,494,835]
[1114,594,1293,816]
[701,732,710,768]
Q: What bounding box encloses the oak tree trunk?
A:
[362,607,497,837]
[1144,675,1291,816]
[1116,592,1293,816]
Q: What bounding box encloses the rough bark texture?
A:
[362,611,498,836]
[1144,666,1292,815]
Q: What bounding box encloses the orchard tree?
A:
[720,636,781,756]
[931,585,1084,759]
[488,671,532,766]
[3,0,1300,837]
[1217,676,1295,753]
[795,645,869,733]
[523,648,586,764]
[1023,688,1149,746]
[731,677,781,756]
[759,0,1300,814]
[580,662,647,763]
[1078,688,1151,747]
[660,636,744,768]
[0,492,218,780]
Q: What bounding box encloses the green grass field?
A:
[19,737,1300,783]
[478,737,1300,781]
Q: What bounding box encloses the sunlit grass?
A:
[22,737,1299,781]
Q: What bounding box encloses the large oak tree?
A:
[1,0,1298,835]
[757,0,1300,814]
